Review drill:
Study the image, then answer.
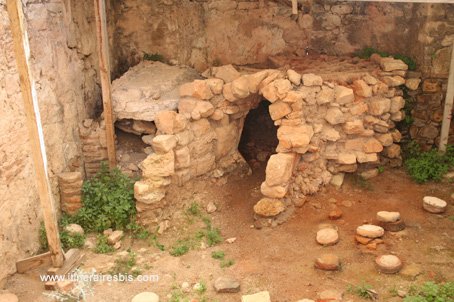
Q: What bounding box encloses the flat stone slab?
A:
[356,224,384,238]
[214,276,240,293]
[242,291,271,302]
[423,196,447,213]
[316,228,339,246]
[375,254,402,274]
[377,211,400,223]
[112,61,200,122]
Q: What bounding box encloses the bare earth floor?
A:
[6,167,454,302]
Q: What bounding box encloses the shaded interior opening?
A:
[238,100,279,170]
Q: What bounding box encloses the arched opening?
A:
[238,99,279,173]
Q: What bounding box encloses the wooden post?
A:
[291,0,298,14]
[94,0,116,167]
[439,41,454,153]
[6,0,64,267]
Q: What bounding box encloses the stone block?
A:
[368,97,391,116]
[352,79,372,97]
[277,125,314,152]
[179,80,213,100]
[335,85,355,104]
[302,73,323,86]
[325,107,345,125]
[152,135,177,154]
[140,151,175,177]
[269,102,291,120]
[175,147,190,169]
[265,153,297,186]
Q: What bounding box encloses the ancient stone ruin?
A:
[101,55,411,225]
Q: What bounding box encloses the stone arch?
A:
[135,60,407,223]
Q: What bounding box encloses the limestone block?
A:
[155,111,188,134]
[269,102,291,120]
[335,85,354,104]
[390,96,405,113]
[265,153,297,186]
[260,182,288,199]
[384,144,401,158]
[283,91,304,103]
[349,102,368,116]
[212,64,241,83]
[316,85,334,104]
[222,83,237,102]
[325,107,345,125]
[368,97,391,116]
[175,147,190,169]
[343,120,365,135]
[337,152,357,164]
[382,76,405,87]
[260,82,279,103]
[191,153,215,176]
[380,58,408,71]
[302,73,323,86]
[277,125,314,152]
[140,151,175,177]
[231,76,250,99]
[405,78,421,91]
[152,135,177,154]
[345,138,383,153]
[287,69,301,85]
[376,133,393,147]
[253,198,285,217]
[274,79,292,99]
[179,80,213,100]
[248,70,270,93]
[352,79,372,97]
[320,126,340,141]
[206,78,224,94]
[214,123,238,159]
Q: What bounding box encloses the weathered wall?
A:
[0,0,99,285]
[110,0,453,146]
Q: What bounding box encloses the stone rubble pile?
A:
[131,57,408,224]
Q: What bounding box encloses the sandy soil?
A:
[5,165,454,302]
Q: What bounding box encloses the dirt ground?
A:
[5,164,454,302]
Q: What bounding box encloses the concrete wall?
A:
[0,0,99,285]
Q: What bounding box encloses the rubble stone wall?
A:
[110,0,453,147]
[0,0,99,284]
[135,57,409,224]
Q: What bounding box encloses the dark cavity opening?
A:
[238,100,279,169]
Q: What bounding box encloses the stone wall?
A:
[109,0,453,146]
[135,57,408,224]
[0,0,99,285]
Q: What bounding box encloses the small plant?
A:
[108,250,140,278]
[211,250,225,260]
[149,234,165,251]
[348,282,376,300]
[220,259,235,268]
[143,52,166,63]
[195,281,207,294]
[43,268,94,301]
[187,202,201,216]
[205,228,222,247]
[60,231,85,250]
[94,234,114,254]
[377,166,385,174]
[127,222,150,240]
[71,163,136,232]
[404,144,454,183]
[169,240,190,257]
[404,281,454,302]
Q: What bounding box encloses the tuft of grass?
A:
[404,281,454,302]
[205,228,222,247]
[348,282,376,300]
[220,259,235,268]
[195,281,207,294]
[377,166,385,174]
[211,250,225,260]
[94,234,115,254]
[169,240,190,257]
[108,250,140,278]
[187,202,201,216]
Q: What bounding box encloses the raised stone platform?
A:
[112,61,200,121]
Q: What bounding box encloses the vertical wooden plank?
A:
[6,0,64,267]
[291,0,298,14]
[94,0,116,167]
[439,41,454,153]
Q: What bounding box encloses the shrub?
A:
[404,281,454,302]
[404,143,454,183]
[72,163,136,232]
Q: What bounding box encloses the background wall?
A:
[0,0,99,285]
[0,0,452,286]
